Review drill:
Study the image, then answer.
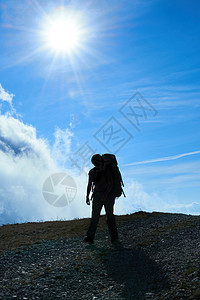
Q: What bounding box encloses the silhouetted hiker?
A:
[83,153,125,244]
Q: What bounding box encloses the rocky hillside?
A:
[0,211,200,299]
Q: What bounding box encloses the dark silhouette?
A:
[83,154,122,244]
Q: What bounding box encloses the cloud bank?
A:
[0,110,177,226]
[0,112,94,225]
[0,86,92,225]
[0,83,199,226]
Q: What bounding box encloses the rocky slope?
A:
[0,211,200,299]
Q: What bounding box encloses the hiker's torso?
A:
[89,167,112,192]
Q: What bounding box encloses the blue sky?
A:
[0,0,200,225]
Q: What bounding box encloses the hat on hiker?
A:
[91,154,102,166]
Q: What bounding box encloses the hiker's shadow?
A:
[104,244,170,299]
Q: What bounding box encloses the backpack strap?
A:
[120,177,126,197]
[122,188,126,197]
[121,178,124,187]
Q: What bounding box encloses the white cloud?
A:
[164,202,200,215]
[0,83,14,106]
[51,127,73,166]
[0,113,91,225]
[0,83,15,116]
[115,179,168,215]
[115,179,200,216]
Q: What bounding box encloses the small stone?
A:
[192,277,200,282]
[145,292,154,297]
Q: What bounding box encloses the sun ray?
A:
[40,53,59,94]
[2,44,48,70]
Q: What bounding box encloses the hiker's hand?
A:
[86,197,90,205]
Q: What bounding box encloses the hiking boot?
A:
[111,239,123,250]
[111,237,119,243]
[83,236,94,244]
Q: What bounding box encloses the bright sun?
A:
[42,12,85,54]
[46,19,80,53]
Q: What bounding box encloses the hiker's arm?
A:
[86,176,92,205]
[86,179,92,198]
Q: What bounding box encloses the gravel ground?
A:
[0,212,200,300]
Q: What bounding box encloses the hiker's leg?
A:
[86,192,103,240]
[104,195,118,241]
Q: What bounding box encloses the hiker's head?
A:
[91,154,102,167]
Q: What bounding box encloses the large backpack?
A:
[102,153,126,198]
